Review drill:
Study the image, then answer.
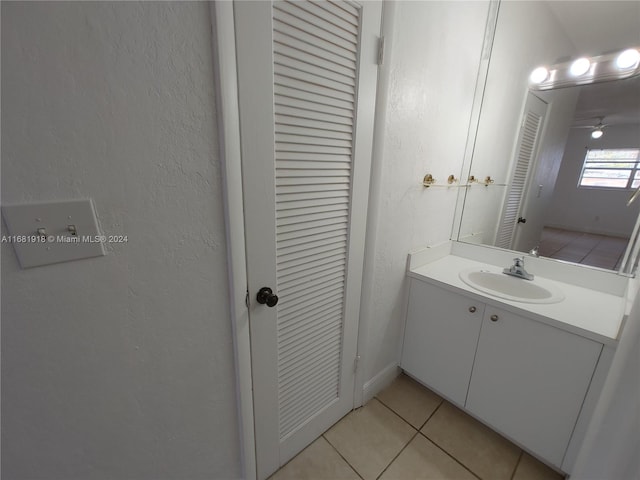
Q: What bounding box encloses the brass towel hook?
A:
[423,174,436,187]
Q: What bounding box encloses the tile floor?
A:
[270,374,565,480]
[538,226,628,270]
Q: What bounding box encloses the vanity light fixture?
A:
[530,46,640,90]
[616,48,640,70]
[529,66,549,84]
[591,128,604,139]
[569,57,591,77]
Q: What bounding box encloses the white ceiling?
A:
[545,0,640,127]
[546,1,640,55]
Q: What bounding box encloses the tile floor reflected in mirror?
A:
[538,227,628,271]
[270,374,566,480]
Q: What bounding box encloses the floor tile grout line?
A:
[321,433,365,480]
[372,395,423,431]
[417,430,483,480]
[374,430,421,480]
[418,398,444,431]
[509,450,524,480]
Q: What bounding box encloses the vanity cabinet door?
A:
[401,280,484,406]
[466,307,602,467]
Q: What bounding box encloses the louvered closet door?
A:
[234,1,381,479]
[495,93,548,250]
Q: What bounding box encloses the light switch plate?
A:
[2,199,106,268]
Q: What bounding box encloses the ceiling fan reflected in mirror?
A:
[572,116,609,139]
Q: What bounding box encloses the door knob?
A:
[517,217,527,224]
[257,287,279,307]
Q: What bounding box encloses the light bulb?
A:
[591,128,603,139]
[570,57,591,76]
[616,48,640,69]
[529,67,549,84]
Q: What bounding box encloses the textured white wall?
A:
[1,2,241,479]
[571,276,640,479]
[546,124,640,237]
[361,1,489,386]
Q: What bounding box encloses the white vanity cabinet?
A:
[401,277,605,470]
[466,305,601,467]
[401,279,483,406]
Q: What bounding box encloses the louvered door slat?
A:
[313,0,359,26]
[274,80,354,109]
[277,182,349,194]
[279,302,343,333]
[272,13,357,62]
[277,226,347,249]
[279,334,342,380]
[274,64,356,96]
[277,234,347,257]
[276,152,352,164]
[277,123,353,141]
[281,272,344,296]
[279,327,342,369]
[277,242,347,267]
[277,216,347,234]
[275,104,353,126]
[279,362,341,413]
[277,159,351,171]
[277,285,344,320]
[274,43,356,79]
[279,351,341,394]
[276,144,352,156]
[272,0,361,442]
[279,269,345,298]
[276,250,346,277]
[278,199,349,214]
[276,134,353,149]
[290,1,359,36]
[328,0,360,18]
[278,228,342,252]
[279,261,346,290]
[278,215,348,233]
[276,114,353,134]
[272,29,357,70]
[274,2,358,47]
[279,383,338,437]
[275,95,354,119]
[277,189,349,205]
[278,296,344,326]
[277,200,349,216]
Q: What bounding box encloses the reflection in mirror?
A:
[456,0,640,273]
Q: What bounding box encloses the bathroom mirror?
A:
[455,0,640,273]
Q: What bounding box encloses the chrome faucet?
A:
[503,256,534,280]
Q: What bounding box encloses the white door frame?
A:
[210,2,376,479]
[209,3,256,479]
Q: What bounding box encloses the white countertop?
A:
[409,255,625,345]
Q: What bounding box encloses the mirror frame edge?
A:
[450,0,501,242]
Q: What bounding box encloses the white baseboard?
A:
[361,362,400,404]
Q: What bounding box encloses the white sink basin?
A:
[459,268,565,304]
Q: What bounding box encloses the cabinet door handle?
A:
[468,306,477,313]
[490,314,499,322]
